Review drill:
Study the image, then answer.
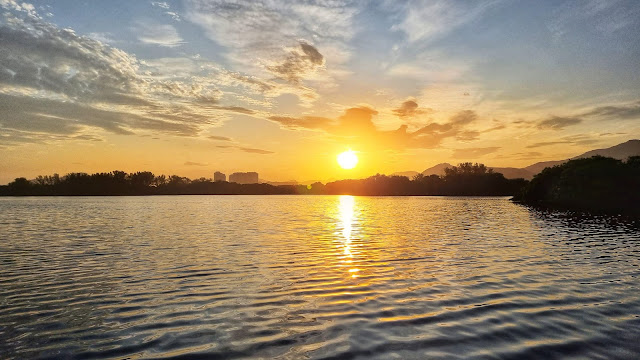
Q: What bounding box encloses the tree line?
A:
[0,163,528,196]
[513,156,640,215]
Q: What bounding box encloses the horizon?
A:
[2,138,637,186]
[1,1,640,184]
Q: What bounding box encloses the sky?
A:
[1,0,639,184]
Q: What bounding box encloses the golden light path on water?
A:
[339,196,358,278]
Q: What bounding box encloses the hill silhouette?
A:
[392,140,640,180]
[514,155,640,215]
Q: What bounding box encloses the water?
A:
[1,196,639,359]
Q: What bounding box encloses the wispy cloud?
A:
[452,146,501,159]
[133,20,184,47]
[549,0,640,40]
[393,0,502,43]
[184,161,208,166]
[151,1,181,21]
[527,134,601,148]
[208,135,232,141]
[537,116,582,130]
[215,144,274,154]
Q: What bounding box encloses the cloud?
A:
[583,101,640,120]
[393,0,502,43]
[0,7,261,146]
[526,134,601,148]
[238,147,274,154]
[151,1,181,21]
[151,1,169,9]
[268,106,481,149]
[133,20,184,47]
[208,135,232,141]
[549,0,640,40]
[452,146,501,159]
[267,41,325,84]
[183,0,357,102]
[215,144,274,154]
[184,161,208,166]
[537,116,582,130]
[392,99,433,119]
[267,115,332,130]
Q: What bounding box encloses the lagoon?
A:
[1,196,639,359]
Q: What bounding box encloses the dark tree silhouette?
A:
[0,163,530,197]
[514,156,640,214]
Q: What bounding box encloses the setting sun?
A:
[337,150,358,169]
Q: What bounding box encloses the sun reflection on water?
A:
[338,195,359,278]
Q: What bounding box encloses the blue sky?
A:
[0,0,639,182]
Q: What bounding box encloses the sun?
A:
[337,150,358,169]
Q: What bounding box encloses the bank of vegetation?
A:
[0,163,527,197]
[513,156,640,215]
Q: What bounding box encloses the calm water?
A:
[1,196,639,359]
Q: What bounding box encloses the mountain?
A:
[525,139,640,175]
[399,140,640,181]
[572,139,640,160]
[523,160,566,175]
[422,163,454,176]
[489,167,535,179]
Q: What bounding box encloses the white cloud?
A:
[393,0,502,43]
[132,20,184,47]
[0,7,265,145]
[151,1,170,10]
[183,0,357,85]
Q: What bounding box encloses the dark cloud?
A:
[267,41,324,84]
[392,99,433,119]
[583,101,640,120]
[537,116,582,130]
[452,147,501,159]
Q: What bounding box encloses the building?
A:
[213,171,226,182]
[229,172,259,184]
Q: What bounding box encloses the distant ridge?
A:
[392,139,640,180]
[422,163,454,176]
[572,139,640,160]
